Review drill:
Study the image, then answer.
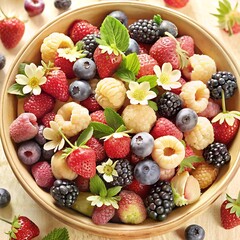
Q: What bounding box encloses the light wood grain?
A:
[0,0,240,239]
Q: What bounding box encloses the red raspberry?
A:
[128,153,143,165]
[137,54,158,78]
[75,175,90,192]
[41,111,56,127]
[177,35,194,57]
[80,94,102,112]
[90,110,107,124]
[86,137,106,162]
[185,145,194,158]
[150,117,183,140]
[31,161,55,189]
[163,0,189,8]
[9,112,39,143]
[198,99,221,119]
[54,54,75,79]
[138,43,151,54]
[170,77,186,95]
[23,92,55,119]
[92,205,115,225]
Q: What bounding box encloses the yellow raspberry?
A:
[184,117,214,150]
[180,80,209,113]
[151,136,185,169]
[121,104,156,133]
[55,102,91,137]
[189,54,217,84]
[191,161,219,189]
[40,32,74,63]
[95,77,126,110]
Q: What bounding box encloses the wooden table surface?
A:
[0,0,239,239]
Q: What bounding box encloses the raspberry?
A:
[184,117,214,150]
[180,80,210,113]
[170,77,186,95]
[41,112,56,128]
[9,112,39,143]
[159,167,175,181]
[75,175,90,192]
[90,110,107,124]
[191,162,219,189]
[34,125,46,146]
[121,105,157,133]
[86,137,106,162]
[150,117,183,140]
[92,205,115,225]
[31,161,55,189]
[80,94,102,112]
[198,99,221,119]
[137,54,158,78]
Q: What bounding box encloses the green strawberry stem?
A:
[0,8,8,19]
[0,217,12,225]
[221,89,227,113]
[58,128,75,149]
[236,191,240,205]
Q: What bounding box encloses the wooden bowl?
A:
[1,1,240,239]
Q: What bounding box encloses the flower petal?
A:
[25,63,37,78]
[22,85,32,94]
[32,86,41,95]
[16,75,29,85]
[153,65,161,76]
[145,91,157,100]
[138,99,148,105]
[162,62,173,74]
[43,140,57,150]
[38,76,47,85]
[103,174,113,182]
[43,128,56,140]
[58,138,65,150]
[96,165,104,174]
[139,81,151,91]
[130,98,140,105]
[129,81,139,90]
[170,70,181,82]
[169,82,182,89]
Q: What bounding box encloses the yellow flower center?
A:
[160,73,170,84]
[103,165,113,175]
[132,89,146,101]
[29,77,40,88]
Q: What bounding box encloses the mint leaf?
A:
[18,63,27,75]
[115,68,135,82]
[42,228,69,240]
[98,15,129,53]
[75,126,93,146]
[137,75,158,88]
[90,121,114,138]
[104,108,125,131]
[115,125,127,133]
[121,53,140,75]
[178,156,204,173]
[148,100,158,111]
[107,186,122,198]
[7,83,25,96]
[90,175,107,195]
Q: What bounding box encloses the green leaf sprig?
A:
[42,227,69,240]
[178,156,204,174]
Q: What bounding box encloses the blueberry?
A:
[69,80,91,101]
[0,54,6,70]
[73,58,96,80]
[125,38,140,55]
[185,224,205,240]
[54,0,71,10]
[131,132,154,158]
[134,159,160,185]
[175,108,198,132]
[42,148,55,161]
[17,140,41,165]
[0,188,11,208]
[35,125,46,146]
[159,20,178,37]
[108,10,128,26]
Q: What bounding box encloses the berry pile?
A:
[7,9,239,227]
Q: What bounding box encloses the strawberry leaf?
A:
[42,228,69,240]
[107,186,122,198]
[115,125,127,133]
[148,100,158,111]
[104,108,125,131]
[75,126,93,146]
[90,121,114,138]
[121,53,140,75]
[115,68,136,82]
[178,156,204,173]
[18,63,27,75]
[137,75,158,88]
[89,175,107,196]
[7,83,25,96]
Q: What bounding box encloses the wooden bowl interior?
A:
[1,2,240,239]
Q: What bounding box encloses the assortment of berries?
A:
[6,8,240,229]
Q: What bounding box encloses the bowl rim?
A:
[1,1,240,238]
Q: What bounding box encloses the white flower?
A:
[87,195,104,207]
[96,158,118,183]
[154,63,181,90]
[15,63,47,95]
[126,81,157,105]
[57,47,85,62]
[43,121,65,152]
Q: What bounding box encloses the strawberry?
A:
[67,147,96,178]
[92,205,115,225]
[41,69,70,102]
[150,117,183,140]
[93,46,122,79]
[41,111,56,127]
[3,215,40,240]
[220,192,240,229]
[80,94,102,112]
[163,0,189,8]
[23,92,55,119]
[212,0,240,36]
[104,136,131,159]
[137,54,159,78]
[177,35,195,57]
[90,110,107,124]
[86,137,106,162]
[0,10,25,49]
[68,20,99,43]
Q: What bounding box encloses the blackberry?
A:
[110,159,133,187]
[54,0,72,10]
[145,181,174,221]
[203,142,231,168]
[50,179,79,207]
[207,71,237,99]
[82,33,100,59]
[157,91,183,118]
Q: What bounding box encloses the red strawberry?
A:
[92,205,115,225]
[5,215,40,240]
[170,77,186,95]
[93,46,122,79]
[41,111,56,127]
[67,147,96,178]
[104,136,131,159]
[177,35,194,57]
[220,192,240,229]
[68,20,99,43]
[41,69,70,102]
[163,0,189,8]
[75,175,90,192]
[0,13,25,49]
[86,137,106,162]
[150,117,183,140]
[137,54,158,78]
[80,94,102,112]
[90,110,107,124]
[23,92,55,119]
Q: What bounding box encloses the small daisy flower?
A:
[57,47,86,62]
[154,63,181,90]
[126,81,157,105]
[96,158,118,183]
[43,121,65,152]
[15,63,47,95]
